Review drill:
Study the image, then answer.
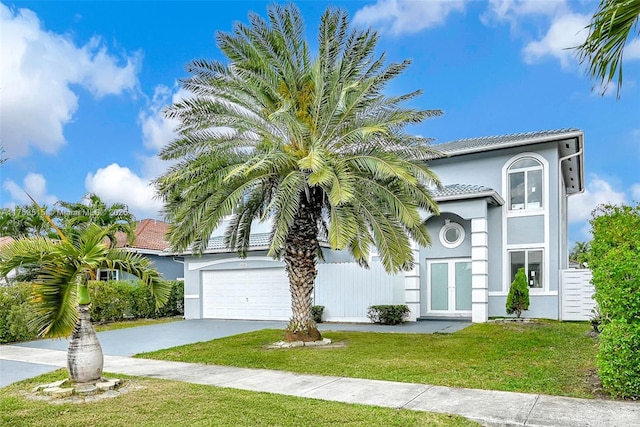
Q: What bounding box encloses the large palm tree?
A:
[577,0,640,97]
[53,193,137,246]
[0,220,170,383]
[155,4,442,342]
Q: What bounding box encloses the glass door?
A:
[428,259,472,314]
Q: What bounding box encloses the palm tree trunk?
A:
[283,190,322,342]
[67,303,103,384]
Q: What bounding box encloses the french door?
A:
[427,259,472,315]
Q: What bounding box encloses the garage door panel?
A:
[202,268,291,320]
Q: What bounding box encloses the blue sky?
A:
[1,0,638,245]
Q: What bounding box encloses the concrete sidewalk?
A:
[1,345,638,427]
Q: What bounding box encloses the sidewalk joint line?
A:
[300,375,342,395]
[523,394,540,426]
[398,385,432,409]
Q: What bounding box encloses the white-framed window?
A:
[508,157,543,211]
[508,249,543,289]
[439,221,465,249]
[98,269,119,281]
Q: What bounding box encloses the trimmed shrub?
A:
[0,282,39,343]
[89,280,135,322]
[312,305,324,323]
[89,280,184,322]
[589,203,640,398]
[367,305,410,325]
[506,267,530,318]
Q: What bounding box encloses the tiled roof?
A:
[432,184,504,205]
[205,233,272,251]
[434,129,582,156]
[116,219,170,251]
[0,236,15,248]
[431,184,494,198]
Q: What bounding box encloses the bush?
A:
[312,305,324,323]
[506,267,530,318]
[597,320,640,398]
[89,280,184,322]
[589,203,640,398]
[0,282,39,343]
[367,305,410,325]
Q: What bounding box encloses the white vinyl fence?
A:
[560,269,595,321]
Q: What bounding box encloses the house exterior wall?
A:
[119,254,183,281]
[182,136,578,323]
[429,141,563,319]
[315,262,404,323]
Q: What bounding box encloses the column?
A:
[471,218,489,323]
[404,239,421,321]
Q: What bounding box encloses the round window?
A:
[439,222,465,249]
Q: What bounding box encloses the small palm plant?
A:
[0,203,170,384]
[506,268,530,318]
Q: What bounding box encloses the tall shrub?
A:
[506,267,529,318]
[589,203,640,398]
[0,282,39,343]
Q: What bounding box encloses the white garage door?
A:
[202,268,291,320]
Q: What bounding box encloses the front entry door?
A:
[427,259,472,315]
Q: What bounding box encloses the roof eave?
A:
[434,190,505,206]
[440,130,585,157]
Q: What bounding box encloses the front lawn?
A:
[138,321,598,398]
[0,370,477,427]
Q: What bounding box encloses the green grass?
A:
[93,317,181,332]
[138,321,598,398]
[0,370,478,427]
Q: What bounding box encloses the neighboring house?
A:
[179,129,585,323]
[111,219,183,281]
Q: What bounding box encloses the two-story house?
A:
[178,129,584,323]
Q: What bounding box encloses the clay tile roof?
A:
[116,219,171,251]
[0,236,15,248]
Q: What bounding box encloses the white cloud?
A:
[483,0,567,25]
[631,183,640,201]
[85,164,162,220]
[625,38,640,61]
[3,172,57,206]
[568,174,627,223]
[353,0,466,35]
[0,3,140,158]
[139,85,188,152]
[522,13,590,68]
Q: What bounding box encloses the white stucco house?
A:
[175,129,585,323]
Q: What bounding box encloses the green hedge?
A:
[0,280,184,343]
[0,282,39,343]
[367,305,410,325]
[589,203,640,398]
[89,280,184,322]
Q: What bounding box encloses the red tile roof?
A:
[116,219,171,251]
[0,236,15,248]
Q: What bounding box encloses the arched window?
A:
[507,157,543,211]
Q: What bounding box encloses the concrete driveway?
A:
[1,318,469,387]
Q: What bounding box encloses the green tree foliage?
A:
[506,268,530,318]
[155,4,442,341]
[569,241,591,267]
[576,0,640,97]
[0,205,53,238]
[588,203,640,398]
[52,193,137,247]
